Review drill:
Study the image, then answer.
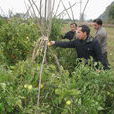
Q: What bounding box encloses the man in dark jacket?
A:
[48,25,109,70]
[62,23,77,40]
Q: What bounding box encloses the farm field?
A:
[106,27,114,69]
[0,0,114,113]
[0,18,114,113]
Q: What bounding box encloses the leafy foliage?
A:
[0,60,114,113]
[109,4,114,20]
[0,18,40,65]
[0,17,114,113]
[50,18,63,40]
[99,1,114,23]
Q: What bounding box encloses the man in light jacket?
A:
[93,18,110,66]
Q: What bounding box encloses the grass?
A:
[106,26,114,69]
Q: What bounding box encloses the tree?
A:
[109,4,114,19]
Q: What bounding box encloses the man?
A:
[48,25,109,70]
[62,23,77,41]
[93,19,110,66]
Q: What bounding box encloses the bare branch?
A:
[51,0,56,16]
[56,2,77,17]
[79,0,82,21]
[37,39,48,107]
[24,1,32,18]
[28,0,44,36]
[28,0,37,17]
[82,0,90,16]
[69,1,75,22]
[31,0,40,17]
[39,0,42,19]
[61,0,72,20]
[54,0,62,17]
[32,37,44,61]
[0,7,7,17]
[49,48,62,73]
[44,0,47,20]
[46,0,53,37]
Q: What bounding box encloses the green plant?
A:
[0,18,40,65]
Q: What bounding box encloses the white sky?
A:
[0,0,114,20]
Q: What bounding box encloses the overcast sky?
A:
[0,0,114,20]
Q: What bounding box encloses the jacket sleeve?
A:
[95,34,104,44]
[95,30,107,45]
[54,40,77,48]
[63,32,70,39]
[93,40,109,69]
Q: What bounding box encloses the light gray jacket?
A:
[95,26,107,54]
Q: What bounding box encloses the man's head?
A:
[93,18,103,30]
[77,25,90,40]
[70,23,77,32]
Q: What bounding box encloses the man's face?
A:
[70,24,77,32]
[76,27,87,40]
[93,22,100,30]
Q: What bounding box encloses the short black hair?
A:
[79,25,90,36]
[70,23,77,27]
[93,18,103,25]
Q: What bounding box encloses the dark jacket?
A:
[54,37,109,69]
[62,31,76,40]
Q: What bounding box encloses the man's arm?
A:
[63,32,68,39]
[48,40,77,48]
[63,31,75,40]
[95,34,104,44]
[95,29,107,45]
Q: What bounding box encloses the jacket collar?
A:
[96,26,102,33]
[78,36,93,44]
[85,37,93,43]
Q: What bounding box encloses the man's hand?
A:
[48,41,55,46]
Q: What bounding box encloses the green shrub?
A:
[0,18,40,65]
[50,18,63,40]
[0,60,114,113]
